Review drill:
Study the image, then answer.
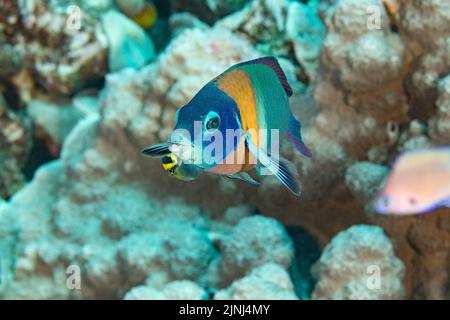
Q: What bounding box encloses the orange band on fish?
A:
[216,69,260,147]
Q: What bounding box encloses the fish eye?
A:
[409,197,417,205]
[168,166,177,175]
[205,111,221,132]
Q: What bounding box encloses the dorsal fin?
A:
[232,57,293,97]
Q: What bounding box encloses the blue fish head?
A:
[169,83,243,169]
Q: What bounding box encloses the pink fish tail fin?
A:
[286,113,312,158]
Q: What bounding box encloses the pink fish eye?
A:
[409,197,417,205]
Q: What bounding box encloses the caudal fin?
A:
[286,113,312,158]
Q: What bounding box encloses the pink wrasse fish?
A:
[375,146,450,215]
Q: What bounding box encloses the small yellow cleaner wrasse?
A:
[162,153,201,182]
[142,57,312,196]
[375,147,450,215]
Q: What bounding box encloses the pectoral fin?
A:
[441,198,450,208]
[227,172,260,186]
[245,135,301,196]
[141,143,171,157]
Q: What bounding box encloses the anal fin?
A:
[227,172,260,186]
[246,135,301,196]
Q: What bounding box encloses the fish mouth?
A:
[168,142,191,147]
[168,142,197,163]
[374,194,389,213]
[168,141,194,150]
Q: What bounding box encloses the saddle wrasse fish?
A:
[142,57,311,195]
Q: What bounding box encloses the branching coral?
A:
[14,0,108,96]
[124,280,208,300]
[429,75,450,144]
[209,215,294,288]
[217,0,325,80]
[214,263,298,300]
[345,161,389,205]
[311,225,405,300]
[170,0,250,24]
[0,96,30,199]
